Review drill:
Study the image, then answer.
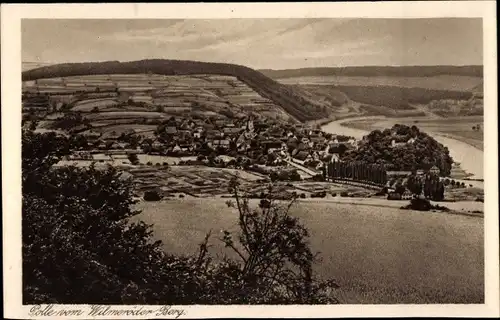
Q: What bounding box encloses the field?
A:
[277,75,482,92]
[22,59,341,122]
[23,73,293,132]
[134,198,484,304]
[273,73,483,119]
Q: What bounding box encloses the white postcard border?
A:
[2,2,499,318]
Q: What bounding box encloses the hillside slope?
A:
[22,59,332,122]
[260,65,483,78]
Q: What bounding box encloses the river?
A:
[321,117,484,182]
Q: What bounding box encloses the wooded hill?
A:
[260,65,483,78]
[342,124,454,176]
[22,59,332,122]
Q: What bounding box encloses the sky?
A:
[22,18,483,70]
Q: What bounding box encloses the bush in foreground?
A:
[143,190,163,201]
[400,198,450,212]
[22,129,339,304]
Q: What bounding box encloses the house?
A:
[315,143,327,152]
[347,138,357,148]
[205,129,223,139]
[416,169,425,176]
[172,144,182,153]
[209,139,231,149]
[237,141,251,152]
[194,119,205,127]
[215,119,226,127]
[268,128,284,138]
[296,142,310,151]
[386,171,412,180]
[116,142,128,149]
[246,120,254,131]
[67,151,92,160]
[293,151,312,165]
[223,126,242,136]
[402,190,413,200]
[429,165,440,176]
[178,129,192,140]
[387,192,402,200]
[151,140,163,149]
[330,153,340,162]
[203,122,215,130]
[179,144,193,152]
[281,142,288,152]
[165,126,178,135]
[391,139,406,148]
[92,153,112,161]
[262,140,282,151]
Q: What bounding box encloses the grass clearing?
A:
[134,198,483,304]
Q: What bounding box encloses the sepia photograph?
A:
[2,2,499,319]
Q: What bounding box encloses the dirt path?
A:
[285,159,318,176]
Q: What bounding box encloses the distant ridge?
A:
[260,65,483,78]
[21,59,332,122]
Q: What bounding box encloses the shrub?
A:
[22,128,340,305]
[340,191,349,197]
[406,198,431,210]
[374,187,387,196]
[146,161,153,166]
[387,192,402,200]
[311,191,327,198]
[178,194,185,198]
[330,192,337,197]
[401,198,450,212]
[223,179,340,303]
[312,174,325,182]
[144,190,163,201]
[127,153,139,165]
[289,170,302,181]
[300,193,306,199]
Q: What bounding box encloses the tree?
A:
[220,179,339,303]
[127,153,139,165]
[22,128,340,305]
[406,174,422,195]
[29,120,39,131]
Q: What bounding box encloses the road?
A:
[284,159,318,176]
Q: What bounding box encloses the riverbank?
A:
[321,116,484,180]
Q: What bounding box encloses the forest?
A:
[342,124,454,176]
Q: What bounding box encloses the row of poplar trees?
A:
[325,160,387,186]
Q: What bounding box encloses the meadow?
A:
[134,198,484,304]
